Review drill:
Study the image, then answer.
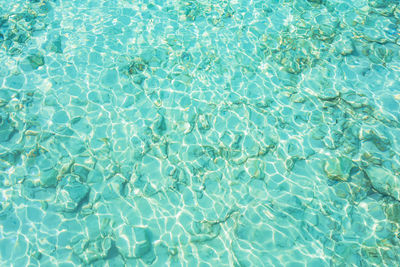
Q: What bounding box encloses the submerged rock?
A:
[307,0,323,3]
[128,58,147,75]
[55,175,90,212]
[39,169,58,188]
[357,14,397,43]
[366,43,394,65]
[324,156,353,181]
[383,201,400,223]
[71,234,112,264]
[0,112,16,142]
[277,44,312,74]
[27,54,45,69]
[0,3,52,55]
[368,0,397,16]
[115,225,153,259]
[365,166,400,201]
[45,36,63,53]
[334,36,354,56]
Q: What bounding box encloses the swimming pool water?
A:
[1,0,400,266]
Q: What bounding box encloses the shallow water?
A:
[1,0,400,266]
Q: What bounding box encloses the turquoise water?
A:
[1,0,400,266]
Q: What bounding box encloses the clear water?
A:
[1,0,400,266]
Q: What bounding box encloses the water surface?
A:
[1,0,400,266]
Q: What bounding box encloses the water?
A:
[1,0,400,266]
